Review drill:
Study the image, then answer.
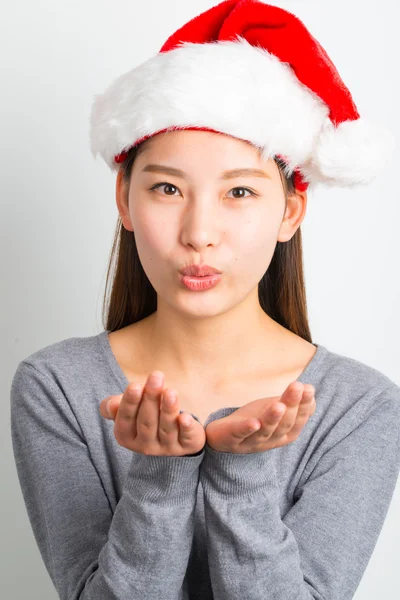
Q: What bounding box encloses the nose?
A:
[180,199,221,252]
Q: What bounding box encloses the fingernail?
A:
[147,372,163,388]
[164,392,176,406]
[181,415,192,427]
[249,421,260,432]
[291,383,303,393]
[273,403,285,416]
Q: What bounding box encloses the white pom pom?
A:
[302,118,397,188]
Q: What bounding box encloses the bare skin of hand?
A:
[205,382,316,454]
[99,371,206,456]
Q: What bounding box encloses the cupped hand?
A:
[99,371,206,456]
[205,382,316,454]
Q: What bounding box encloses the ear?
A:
[116,168,134,232]
[277,188,307,242]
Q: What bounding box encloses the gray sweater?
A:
[10,330,400,600]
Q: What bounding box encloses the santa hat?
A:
[89,0,395,191]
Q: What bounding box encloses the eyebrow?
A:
[141,164,272,180]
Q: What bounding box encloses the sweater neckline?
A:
[97,329,328,395]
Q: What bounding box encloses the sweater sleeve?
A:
[199,385,400,600]
[10,361,205,600]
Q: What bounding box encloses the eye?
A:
[149,182,181,196]
[226,187,258,199]
[149,182,258,199]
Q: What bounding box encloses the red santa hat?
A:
[89,0,395,191]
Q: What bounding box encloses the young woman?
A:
[11,2,399,600]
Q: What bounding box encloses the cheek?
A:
[233,214,279,258]
[139,222,167,249]
[132,203,164,245]
[229,213,281,284]
[131,208,173,270]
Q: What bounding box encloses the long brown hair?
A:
[101,139,312,342]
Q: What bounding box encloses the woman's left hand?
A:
[205,382,316,454]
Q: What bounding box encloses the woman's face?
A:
[116,129,305,318]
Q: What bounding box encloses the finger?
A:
[178,412,198,445]
[256,402,287,437]
[300,384,315,402]
[114,384,143,438]
[158,388,180,439]
[297,389,315,417]
[281,382,305,407]
[99,396,118,420]
[105,396,123,420]
[136,371,165,441]
[272,383,306,433]
[227,417,263,441]
[290,400,315,435]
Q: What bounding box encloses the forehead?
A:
[134,130,278,175]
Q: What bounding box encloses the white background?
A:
[1,0,399,598]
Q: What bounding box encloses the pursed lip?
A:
[179,264,222,277]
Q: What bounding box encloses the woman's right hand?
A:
[99,371,206,457]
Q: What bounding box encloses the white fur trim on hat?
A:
[89,37,395,187]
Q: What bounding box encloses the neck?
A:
[136,293,293,388]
